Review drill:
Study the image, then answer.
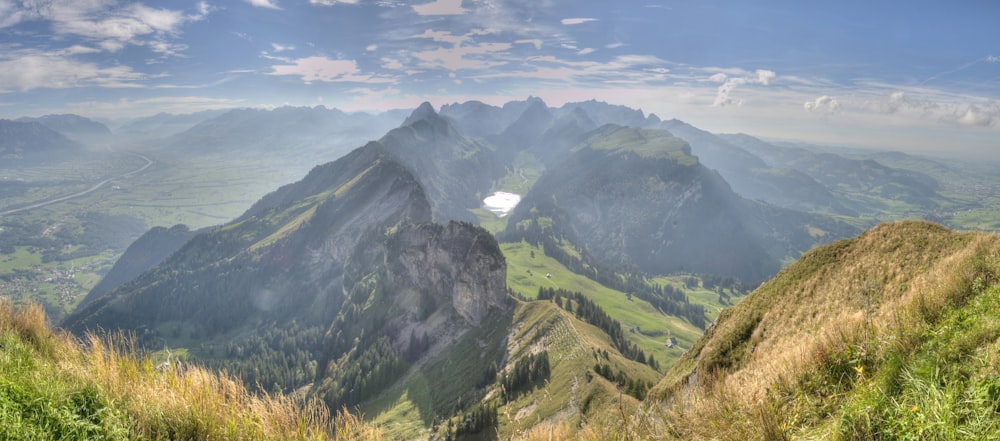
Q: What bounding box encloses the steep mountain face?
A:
[78,224,197,309]
[651,221,1000,439]
[0,120,81,162]
[63,143,432,335]
[504,125,857,282]
[311,220,510,409]
[374,102,504,223]
[383,222,507,325]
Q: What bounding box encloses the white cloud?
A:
[804,95,839,114]
[271,43,295,52]
[756,69,776,85]
[413,29,469,45]
[561,18,597,25]
[0,49,144,92]
[472,54,669,85]
[0,0,41,28]
[0,1,209,59]
[712,69,777,107]
[310,0,360,4]
[412,0,466,16]
[870,90,999,128]
[270,56,395,83]
[147,40,189,58]
[366,44,378,51]
[246,0,282,9]
[577,48,596,56]
[605,42,625,49]
[412,42,512,71]
[50,3,188,45]
[195,2,212,18]
[381,57,404,70]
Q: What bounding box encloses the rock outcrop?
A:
[385,221,507,325]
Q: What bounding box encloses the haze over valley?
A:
[1,0,999,439]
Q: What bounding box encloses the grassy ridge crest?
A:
[647,220,1000,439]
[0,301,381,440]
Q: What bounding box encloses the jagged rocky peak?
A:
[385,221,507,325]
[402,101,438,125]
[400,101,455,138]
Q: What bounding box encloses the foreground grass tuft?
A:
[643,221,1000,440]
[0,301,381,440]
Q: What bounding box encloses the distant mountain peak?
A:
[402,102,438,126]
[399,101,460,141]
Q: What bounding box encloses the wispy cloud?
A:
[310,0,360,5]
[270,56,396,83]
[412,42,512,71]
[412,0,467,16]
[712,69,776,106]
[412,29,470,45]
[472,54,670,85]
[271,43,296,52]
[561,18,597,25]
[246,0,282,10]
[0,49,146,92]
[0,0,209,60]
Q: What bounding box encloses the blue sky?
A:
[1,0,998,156]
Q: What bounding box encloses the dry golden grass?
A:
[0,300,382,441]
[648,221,1000,440]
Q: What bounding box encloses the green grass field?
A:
[502,241,709,371]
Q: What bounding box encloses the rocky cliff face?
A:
[385,221,506,325]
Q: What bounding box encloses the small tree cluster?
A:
[500,350,551,401]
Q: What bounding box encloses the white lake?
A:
[482,191,521,217]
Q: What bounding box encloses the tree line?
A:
[538,287,660,371]
[499,219,708,329]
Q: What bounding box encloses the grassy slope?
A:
[497,301,659,436]
[647,220,1000,439]
[358,298,663,440]
[502,240,704,371]
[0,301,380,441]
[582,126,695,165]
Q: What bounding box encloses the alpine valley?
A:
[5,98,1000,440]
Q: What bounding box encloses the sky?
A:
[0,0,998,157]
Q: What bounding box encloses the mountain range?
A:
[0,119,82,163]
[46,97,995,438]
